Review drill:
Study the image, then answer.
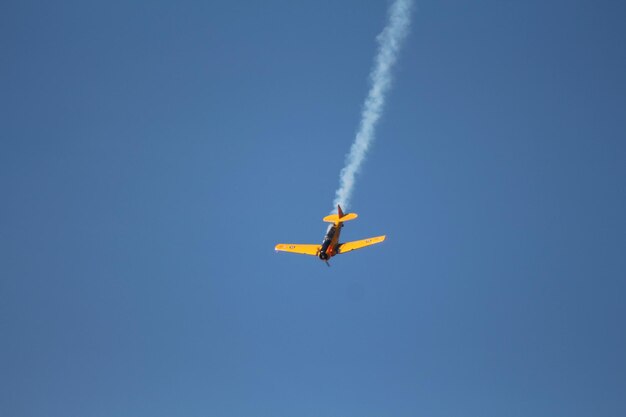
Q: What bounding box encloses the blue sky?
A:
[2,1,626,416]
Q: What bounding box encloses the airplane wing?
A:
[337,235,386,254]
[275,243,321,256]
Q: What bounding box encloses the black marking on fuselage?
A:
[318,223,343,260]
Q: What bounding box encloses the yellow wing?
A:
[337,235,386,254]
[275,243,321,256]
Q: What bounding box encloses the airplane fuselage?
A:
[318,223,343,260]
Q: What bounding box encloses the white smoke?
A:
[333,0,413,210]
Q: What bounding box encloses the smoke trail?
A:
[333,0,413,210]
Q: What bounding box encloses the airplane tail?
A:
[323,204,358,224]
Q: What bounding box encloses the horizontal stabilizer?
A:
[322,213,358,223]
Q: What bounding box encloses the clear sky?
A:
[2,1,626,416]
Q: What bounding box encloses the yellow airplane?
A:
[275,205,386,266]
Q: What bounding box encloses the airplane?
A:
[275,205,386,266]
